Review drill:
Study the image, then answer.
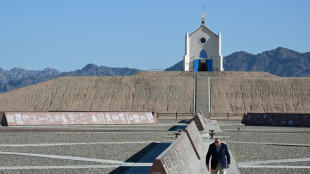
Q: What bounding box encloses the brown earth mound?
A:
[0,72,309,115]
[0,76,194,113]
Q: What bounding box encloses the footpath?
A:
[124,119,240,174]
[200,120,240,174]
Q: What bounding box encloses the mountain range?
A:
[0,47,309,93]
[0,65,140,93]
[166,47,310,76]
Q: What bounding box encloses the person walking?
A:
[206,138,231,174]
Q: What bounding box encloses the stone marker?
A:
[148,132,200,174]
[1,112,158,126]
[242,112,310,127]
[184,121,204,160]
[194,112,205,131]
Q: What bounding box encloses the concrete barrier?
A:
[148,132,200,174]
[184,121,204,160]
[194,113,205,131]
[242,112,310,127]
[1,112,158,126]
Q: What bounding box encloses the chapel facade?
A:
[183,12,223,71]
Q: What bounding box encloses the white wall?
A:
[184,26,223,71]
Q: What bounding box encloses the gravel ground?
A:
[221,126,310,132]
[158,119,189,124]
[263,161,310,166]
[0,120,185,174]
[0,132,173,144]
[0,168,119,174]
[228,143,310,162]
[0,120,182,174]
[216,120,243,125]
[0,143,151,162]
[216,120,310,174]
[218,132,310,145]
[0,155,105,166]
[1,118,309,174]
[239,168,310,174]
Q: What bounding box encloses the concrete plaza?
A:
[0,119,309,174]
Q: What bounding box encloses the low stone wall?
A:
[242,112,310,127]
[1,112,158,126]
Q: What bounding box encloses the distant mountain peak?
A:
[230,51,254,57]
[43,67,57,71]
[261,47,299,59]
[223,47,310,77]
[10,67,24,71]
[82,64,99,71]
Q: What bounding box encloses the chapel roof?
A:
[189,25,218,37]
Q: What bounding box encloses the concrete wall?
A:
[184,26,223,71]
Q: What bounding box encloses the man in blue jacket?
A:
[206,138,231,174]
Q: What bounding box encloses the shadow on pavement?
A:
[109,142,171,174]
[168,125,188,131]
[178,119,190,123]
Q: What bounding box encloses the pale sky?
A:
[1,0,309,71]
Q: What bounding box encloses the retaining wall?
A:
[242,112,310,127]
[0,112,158,126]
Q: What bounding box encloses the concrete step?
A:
[195,76,210,116]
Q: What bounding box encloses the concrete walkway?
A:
[123,120,236,174]
[202,120,241,174]
[205,120,222,133]
[202,140,240,174]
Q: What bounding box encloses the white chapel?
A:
[183,12,223,72]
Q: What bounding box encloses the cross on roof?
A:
[201,4,205,12]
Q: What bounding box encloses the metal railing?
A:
[157,112,245,119]
[157,113,195,119]
[209,113,246,119]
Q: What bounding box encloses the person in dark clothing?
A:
[206,138,231,174]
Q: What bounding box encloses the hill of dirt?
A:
[0,76,194,113]
[0,72,309,115]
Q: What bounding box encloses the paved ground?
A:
[0,120,181,174]
[0,119,309,174]
[216,120,310,174]
[203,120,240,174]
